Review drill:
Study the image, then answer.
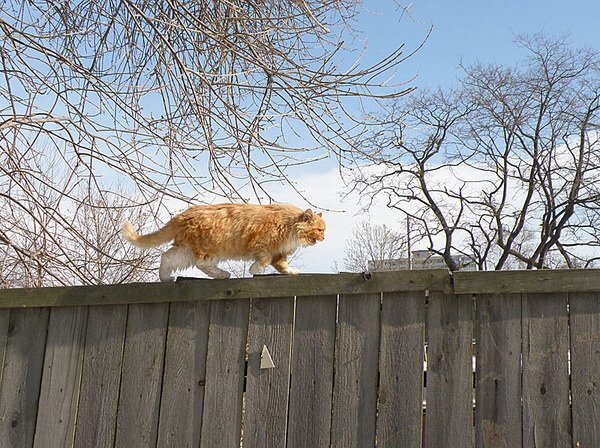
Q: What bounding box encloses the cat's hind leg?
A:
[159,246,195,282]
[197,260,231,279]
[249,253,272,276]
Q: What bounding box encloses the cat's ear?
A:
[317,212,323,217]
[302,209,314,222]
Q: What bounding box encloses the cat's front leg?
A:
[271,255,300,275]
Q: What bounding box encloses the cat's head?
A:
[295,209,326,246]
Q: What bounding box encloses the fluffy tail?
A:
[122,222,176,249]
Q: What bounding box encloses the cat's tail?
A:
[122,222,176,249]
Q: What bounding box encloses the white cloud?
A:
[271,167,406,272]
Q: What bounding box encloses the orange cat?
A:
[123,203,326,281]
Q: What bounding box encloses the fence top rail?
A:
[0,270,450,309]
[453,269,600,294]
[2,269,600,308]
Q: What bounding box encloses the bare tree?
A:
[67,191,160,285]
[1,1,416,285]
[343,220,407,272]
[0,156,157,286]
[354,35,600,270]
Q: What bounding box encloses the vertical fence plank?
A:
[0,308,50,448]
[376,290,425,448]
[157,301,210,448]
[0,310,10,382]
[0,310,9,444]
[34,307,88,448]
[426,291,473,448]
[569,292,600,447]
[74,305,127,448]
[331,293,380,448]
[243,297,294,448]
[286,295,336,448]
[199,299,249,448]
[0,308,11,430]
[114,303,170,448]
[522,293,570,448]
[475,293,522,448]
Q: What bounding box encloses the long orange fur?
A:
[123,203,326,281]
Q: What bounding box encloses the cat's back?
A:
[169,203,303,256]
[177,203,301,220]
[171,203,302,231]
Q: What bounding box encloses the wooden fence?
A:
[0,269,599,447]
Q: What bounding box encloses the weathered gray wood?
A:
[569,292,600,447]
[157,301,210,448]
[9,269,600,308]
[243,297,294,448]
[199,299,249,448]
[0,309,11,384]
[376,290,425,448]
[73,305,128,448]
[426,291,473,448]
[0,308,50,448]
[114,303,170,448]
[286,295,337,448]
[454,269,600,294]
[0,270,451,308]
[522,293,570,448]
[331,293,380,448]
[34,306,88,448]
[4,272,600,448]
[475,294,522,448]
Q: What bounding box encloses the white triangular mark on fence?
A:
[260,345,275,369]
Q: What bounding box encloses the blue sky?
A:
[355,1,600,90]
[284,0,600,273]
[130,1,600,277]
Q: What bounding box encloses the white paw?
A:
[212,271,231,280]
[159,274,175,282]
[285,268,300,275]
